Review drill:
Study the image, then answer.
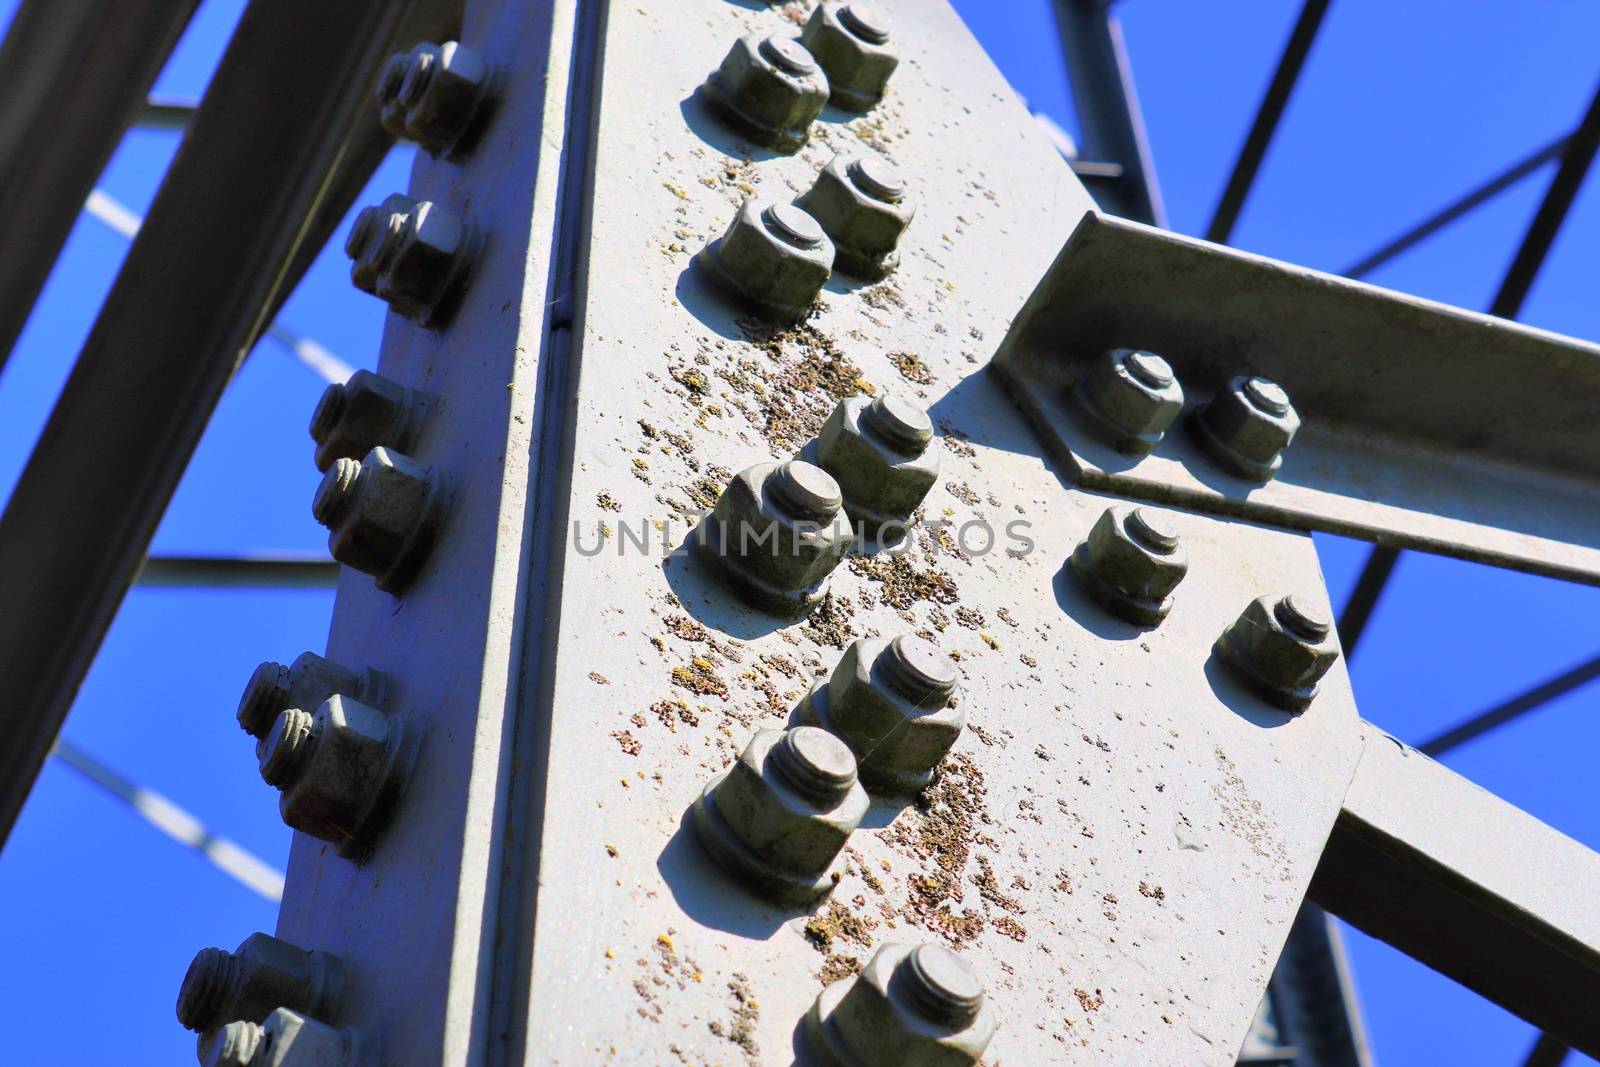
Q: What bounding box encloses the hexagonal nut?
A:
[806,394,938,538]
[309,370,426,472]
[177,933,344,1033]
[344,194,480,328]
[697,200,834,323]
[701,33,829,151]
[313,446,444,593]
[691,460,854,618]
[1069,506,1188,626]
[796,155,915,279]
[376,40,496,158]
[1214,594,1340,712]
[1070,348,1185,455]
[220,1009,371,1067]
[800,3,900,113]
[798,635,962,796]
[260,695,408,857]
[1191,375,1301,481]
[692,727,868,907]
[805,942,998,1067]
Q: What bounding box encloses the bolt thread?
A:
[343,207,382,261]
[769,727,856,806]
[862,394,931,454]
[898,944,984,1029]
[1125,508,1179,553]
[880,635,956,707]
[767,461,840,522]
[1121,349,1174,389]
[839,3,892,44]
[177,948,239,1032]
[375,53,410,105]
[203,1020,265,1067]
[1274,595,1330,642]
[1243,376,1291,416]
[759,34,816,75]
[236,661,291,739]
[846,157,905,203]
[312,458,361,528]
[308,383,348,443]
[398,50,437,109]
[260,709,316,788]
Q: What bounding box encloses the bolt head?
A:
[695,461,854,616]
[309,369,422,472]
[1071,348,1185,455]
[703,34,830,151]
[319,447,442,593]
[695,728,867,902]
[796,155,916,280]
[806,636,964,796]
[1215,594,1340,712]
[698,199,834,323]
[811,395,939,536]
[1070,506,1188,626]
[808,942,998,1066]
[1192,374,1301,481]
[800,2,900,112]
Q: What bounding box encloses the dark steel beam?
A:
[136,555,340,590]
[1053,0,1166,225]
[137,94,200,133]
[0,0,461,850]
[1417,653,1600,757]
[1205,0,1331,244]
[1335,83,1600,657]
[1521,1033,1570,1067]
[0,0,201,368]
[1311,727,1600,1057]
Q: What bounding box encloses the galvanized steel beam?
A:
[0,0,460,850]
[1310,726,1600,1057]
[1052,0,1166,225]
[993,212,1600,585]
[0,0,201,368]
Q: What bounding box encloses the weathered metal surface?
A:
[992,211,1600,585]
[0,0,459,850]
[495,1,1363,1062]
[0,0,200,367]
[1310,726,1600,1057]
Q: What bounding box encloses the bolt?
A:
[795,154,916,280]
[1190,374,1301,482]
[344,193,480,328]
[797,635,963,796]
[1070,347,1185,455]
[701,33,830,152]
[237,653,384,761]
[375,41,497,158]
[691,727,868,907]
[313,446,444,594]
[1069,506,1188,626]
[804,394,939,542]
[696,199,834,323]
[176,933,343,1034]
[1214,593,1341,712]
[199,1009,371,1067]
[692,459,854,618]
[309,370,426,472]
[801,2,900,113]
[804,942,998,1066]
[197,1020,264,1067]
[258,695,409,859]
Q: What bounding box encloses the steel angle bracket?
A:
[496,1,1362,1063]
[991,211,1600,585]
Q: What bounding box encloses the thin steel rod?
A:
[51,739,284,901]
[1205,0,1332,243]
[1521,1032,1571,1067]
[1336,544,1399,658]
[1343,134,1570,280]
[1418,653,1600,758]
[136,555,340,589]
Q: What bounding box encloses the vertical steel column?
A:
[1053,0,1167,225]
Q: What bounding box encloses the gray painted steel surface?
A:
[993,212,1600,585]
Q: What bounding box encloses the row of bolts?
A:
[176,8,1338,1065]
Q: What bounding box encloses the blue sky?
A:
[0,2,1595,1064]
